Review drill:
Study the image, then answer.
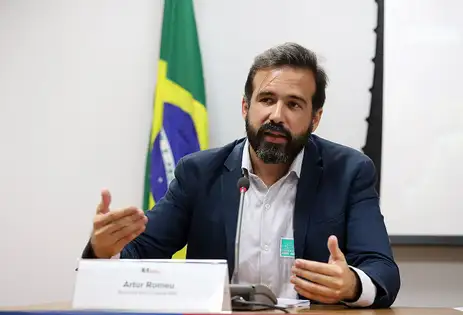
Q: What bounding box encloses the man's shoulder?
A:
[179,138,245,171]
[311,134,375,172]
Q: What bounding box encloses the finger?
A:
[95,212,146,236]
[292,266,341,289]
[92,215,146,254]
[110,213,147,235]
[114,224,146,251]
[294,259,342,277]
[111,215,147,241]
[94,207,141,227]
[290,275,340,302]
[97,189,112,214]
[327,235,345,262]
[111,215,147,239]
[294,284,339,305]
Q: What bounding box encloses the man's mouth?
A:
[264,131,287,137]
[264,131,288,143]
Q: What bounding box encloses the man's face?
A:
[242,66,322,164]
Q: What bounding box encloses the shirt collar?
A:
[241,138,304,178]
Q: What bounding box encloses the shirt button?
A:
[263,245,269,251]
[264,204,270,210]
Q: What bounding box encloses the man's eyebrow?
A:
[256,91,274,97]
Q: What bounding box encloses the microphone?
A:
[230,174,281,312]
[232,175,250,284]
[242,167,249,180]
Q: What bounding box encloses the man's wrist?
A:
[343,267,362,302]
[90,236,116,258]
[82,239,98,259]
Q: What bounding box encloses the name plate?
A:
[72,259,231,313]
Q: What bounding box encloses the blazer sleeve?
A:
[344,157,401,308]
[119,157,195,259]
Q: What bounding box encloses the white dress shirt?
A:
[234,139,377,307]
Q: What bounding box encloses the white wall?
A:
[382,0,463,236]
[0,0,162,306]
[0,0,461,308]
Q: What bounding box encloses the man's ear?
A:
[311,108,323,132]
[242,97,249,119]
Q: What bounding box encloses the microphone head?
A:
[237,177,250,190]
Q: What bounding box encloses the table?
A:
[0,302,460,315]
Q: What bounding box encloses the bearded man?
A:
[82,43,400,309]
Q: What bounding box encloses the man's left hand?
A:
[290,235,359,304]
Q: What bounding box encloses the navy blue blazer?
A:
[82,135,400,308]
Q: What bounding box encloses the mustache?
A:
[258,122,291,139]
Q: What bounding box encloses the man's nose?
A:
[269,101,284,124]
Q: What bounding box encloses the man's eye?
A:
[261,98,273,104]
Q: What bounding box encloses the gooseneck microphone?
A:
[232,174,250,284]
[229,170,282,312]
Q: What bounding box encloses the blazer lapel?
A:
[293,137,323,259]
[221,140,246,276]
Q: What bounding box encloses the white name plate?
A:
[72,259,231,313]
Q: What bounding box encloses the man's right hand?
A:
[90,189,148,258]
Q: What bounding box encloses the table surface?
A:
[0,302,461,315]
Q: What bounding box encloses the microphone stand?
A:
[232,175,249,284]
[229,174,281,312]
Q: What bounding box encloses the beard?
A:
[245,115,312,164]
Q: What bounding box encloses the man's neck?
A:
[249,146,291,187]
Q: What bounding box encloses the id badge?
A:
[280,238,295,258]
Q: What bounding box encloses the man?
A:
[82,43,400,308]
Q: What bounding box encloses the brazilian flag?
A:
[143,0,208,259]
